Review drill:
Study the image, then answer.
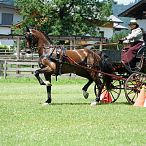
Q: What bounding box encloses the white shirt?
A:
[123,27,144,44]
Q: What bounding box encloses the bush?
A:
[0,45,9,52]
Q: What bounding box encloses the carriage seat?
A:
[136,32,146,58]
[102,50,121,63]
[136,44,146,59]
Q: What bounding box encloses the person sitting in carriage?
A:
[120,19,145,71]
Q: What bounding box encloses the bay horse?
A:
[25,27,112,106]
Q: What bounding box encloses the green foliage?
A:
[98,0,112,20]
[15,0,113,35]
[0,45,9,49]
[111,30,129,42]
[0,45,10,52]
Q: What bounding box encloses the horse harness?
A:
[39,46,101,80]
[39,46,71,80]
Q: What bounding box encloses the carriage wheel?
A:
[94,80,121,103]
[124,72,146,104]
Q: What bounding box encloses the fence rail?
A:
[0,60,39,78]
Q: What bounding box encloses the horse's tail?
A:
[100,52,114,89]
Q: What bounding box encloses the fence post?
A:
[99,41,103,51]
[73,38,76,50]
[0,60,3,76]
[70,40,73,50]
[4,60,7,79]
[16,36,20,60]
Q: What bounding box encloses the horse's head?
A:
[24,27,50,55]
[25,27,39,53]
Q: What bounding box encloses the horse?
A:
[24,27,112,106]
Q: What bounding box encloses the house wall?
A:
[98,27,114,39]
[137,19,146,31]
[0,6,22,46]
[0,26,11,34]
[0,7,22,33]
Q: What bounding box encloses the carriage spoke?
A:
[110,89,120,94]
[110,91,116,101]
[94,80,121,103]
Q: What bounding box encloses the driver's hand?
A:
[119,38,126,44]
[119,39,124,44]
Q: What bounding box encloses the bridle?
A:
[25,31,38,53]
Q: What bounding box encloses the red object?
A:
[100,90,112,103]
[121,42,143,65]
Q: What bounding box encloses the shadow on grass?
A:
[41,101,131,106]
[50,102,90,105]
[109,101,131,105]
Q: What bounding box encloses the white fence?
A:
[0,60,39,78]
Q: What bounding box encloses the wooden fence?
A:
[0,60,39,79]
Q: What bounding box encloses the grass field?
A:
[0,76,146,146]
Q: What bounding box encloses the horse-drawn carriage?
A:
[94,46,146,104]
[25,28,146,105]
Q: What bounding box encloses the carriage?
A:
[94,44,146,104]
[25,28,146,105]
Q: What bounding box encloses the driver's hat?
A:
[129,19,138,25]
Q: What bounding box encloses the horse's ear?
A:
[25,26,30,32]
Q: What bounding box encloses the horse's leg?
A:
[88,71,104,106]
[43,73,52,105]
[91,79,104,106]
[82,79,93,99]
[34,69,52,86]
[95,79,104,102]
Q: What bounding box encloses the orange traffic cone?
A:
[143,90,146,107]
[100,89,112,103]
[134,85,146,107]
[144,99,146,107]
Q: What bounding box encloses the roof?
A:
[108,15,123,23]
[113,23,128,30]
[118,0,146,19]
[0,3,16,9]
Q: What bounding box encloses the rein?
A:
[39,45,126,81]
[65,55,126,81]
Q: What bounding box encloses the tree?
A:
[15,0,113,36]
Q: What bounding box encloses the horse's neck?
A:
[38,40,48,48]
[37,35,50,56]
[31,29,50,55]
[38,43,55,57]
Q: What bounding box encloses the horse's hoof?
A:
[83,90,89,99]
[90,101,100,106]
[42,102,50,106]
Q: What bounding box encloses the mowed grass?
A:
[0,76,146,146]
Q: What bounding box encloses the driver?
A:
[120,19,145,70]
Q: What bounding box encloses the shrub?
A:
[0,45,9,52]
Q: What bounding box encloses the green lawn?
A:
[0,76,146,146]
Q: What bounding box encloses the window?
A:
[1,13,13,25]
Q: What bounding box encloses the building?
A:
[0,2,22,46]
[108,15,127,31]
[85,15,126,40]
[118,0,146,31]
